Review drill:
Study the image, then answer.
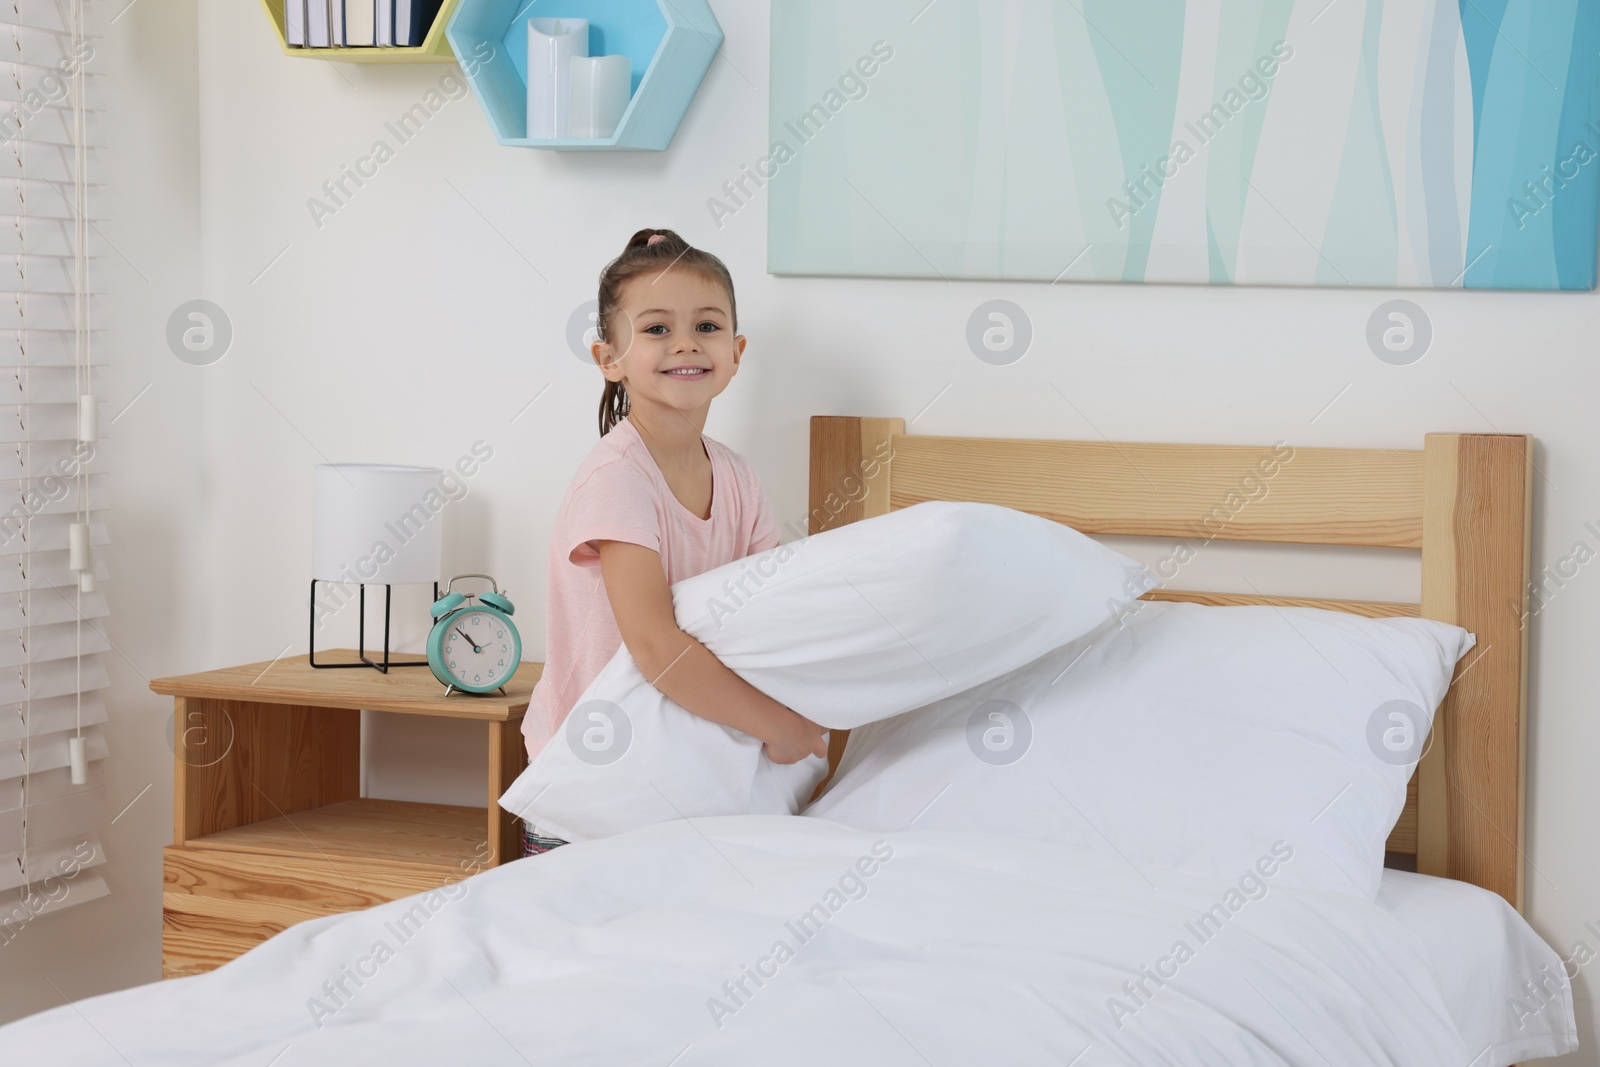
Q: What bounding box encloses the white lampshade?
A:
[313,464,444,586]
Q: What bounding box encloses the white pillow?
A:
[805,600,1474,900]
[500,501,1153,843]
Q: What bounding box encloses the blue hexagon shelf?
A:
[446,0,722,150]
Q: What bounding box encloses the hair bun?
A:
[626,227,684,254]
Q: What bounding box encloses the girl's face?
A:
[594,270,744,419]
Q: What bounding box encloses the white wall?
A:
[9,2,1599,1059]
[0,0,204,1022]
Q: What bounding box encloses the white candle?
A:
[569,55,632,139]
[527,18,589,140]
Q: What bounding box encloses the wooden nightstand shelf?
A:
[151,650,540,978]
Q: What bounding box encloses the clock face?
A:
[439,608,518,691]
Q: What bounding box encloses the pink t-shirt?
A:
[523,417,780,759]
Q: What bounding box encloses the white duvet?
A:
[0,815,1536,1066]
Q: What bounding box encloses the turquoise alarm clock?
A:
[427,574,522,696]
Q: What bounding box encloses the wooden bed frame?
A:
[806,416,1535,911]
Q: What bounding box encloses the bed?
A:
[0,416,1574,1066]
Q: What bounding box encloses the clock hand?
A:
[455,628,482,653]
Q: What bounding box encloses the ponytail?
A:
[598,379,630,438]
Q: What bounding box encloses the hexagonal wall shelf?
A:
[446,0,722,150]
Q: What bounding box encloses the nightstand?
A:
[151,650,541,978]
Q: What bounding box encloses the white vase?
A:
[527,18,589,140]
[569,55,632,139]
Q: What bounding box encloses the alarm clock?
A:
[427,574,522,696]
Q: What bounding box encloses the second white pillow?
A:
[805,600,1473,900]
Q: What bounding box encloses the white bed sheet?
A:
[1377,869,1578,1064]
[0,816,1575,1066]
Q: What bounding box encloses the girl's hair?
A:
[595,228,738,437]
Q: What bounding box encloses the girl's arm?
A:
[596,540,828,765]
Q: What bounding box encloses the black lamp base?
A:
[308,579,439,673]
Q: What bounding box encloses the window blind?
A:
[0,0,109,935]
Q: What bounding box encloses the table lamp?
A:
[310,463,444,672]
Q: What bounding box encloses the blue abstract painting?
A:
[764,0,1600,290]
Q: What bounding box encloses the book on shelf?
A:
[308,1,330,47]
[287,1,438,48]
[396,0,445,47]
[329,0,346,47]
[346,0,375,46]
[376,0,394,47]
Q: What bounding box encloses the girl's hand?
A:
[763,709,828,765]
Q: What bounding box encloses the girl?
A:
[520,228,829,857]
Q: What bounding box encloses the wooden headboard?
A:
[807,416,1534,911]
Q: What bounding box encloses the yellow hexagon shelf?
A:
[257,0,463,63]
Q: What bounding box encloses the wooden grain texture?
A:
[162,909,275,979]
[487,719,528,866]
[1416,445,1460,881]
[1417,434,1533,910]
[888,435,1424,547]
[1387,777,1420,855]
[808,416,902,534]
[188,798,488,869]
[162,843,471,978]
[151,652,544,722]
[1141,589,1422,618]
[176,699,359,843]
[166,842,462,907]
[166,891,343,933]
[172,696,193,848]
